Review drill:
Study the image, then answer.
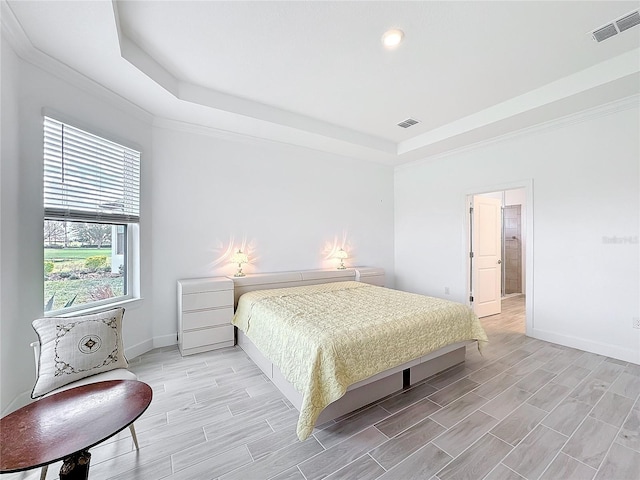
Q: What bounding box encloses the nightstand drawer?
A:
[182,290,233,311]
[182,325,234,350]
[182,307,233,330]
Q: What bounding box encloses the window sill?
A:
[45,297,143,318]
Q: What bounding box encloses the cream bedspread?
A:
[232,281,488,440]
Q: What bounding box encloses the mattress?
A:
[232,281,488,440]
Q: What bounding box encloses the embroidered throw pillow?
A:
[31,307,129,398]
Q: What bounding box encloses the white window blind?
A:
[44,116,140,223]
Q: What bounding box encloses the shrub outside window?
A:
[43,116,140,314]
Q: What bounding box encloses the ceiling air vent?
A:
[616,10,640,32]
[592,10,640,42]
[592,23,618,42]
[397,118,420,128]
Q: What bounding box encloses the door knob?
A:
[497,260,502,264]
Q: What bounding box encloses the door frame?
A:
[464,180,534,336]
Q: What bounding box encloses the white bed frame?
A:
[231,268,472,425]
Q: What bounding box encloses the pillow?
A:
[31,307,129,398]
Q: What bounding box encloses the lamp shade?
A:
[335,248,348,259]
[231,250,248,265]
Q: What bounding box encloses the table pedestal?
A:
[59,450,91,480]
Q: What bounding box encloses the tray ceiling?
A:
[3,1,639,165]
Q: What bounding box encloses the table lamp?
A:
[335,248,348,270]
[231,249,249,277]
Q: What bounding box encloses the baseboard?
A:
[126,334,177,360]
[152,333,179,349]
[125,338,154,360]
[531,328,640,365]
[1,390,32,416]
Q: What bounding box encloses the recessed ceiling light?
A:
[382,29,404,49]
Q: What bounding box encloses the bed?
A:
[231,268,488,440]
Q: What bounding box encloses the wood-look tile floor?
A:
[6,295,640,480]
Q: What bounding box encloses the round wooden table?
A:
[0,380,152,479]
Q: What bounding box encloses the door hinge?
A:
[469,207,474,214]
[469,251,474,258]
[469,295,474,302]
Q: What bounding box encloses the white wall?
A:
[1,38,22,412]
[395,99,640,363]
[150,127,395,344]
[0,46,155,413]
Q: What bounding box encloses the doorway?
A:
[468,187,527,325]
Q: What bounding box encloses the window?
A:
[43,116,140,314]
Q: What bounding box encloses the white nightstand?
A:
[177,277,235,356]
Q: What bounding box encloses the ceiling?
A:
[3,1,639,165]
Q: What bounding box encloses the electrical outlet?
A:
[444,287,450,295]
[633,317,640,329]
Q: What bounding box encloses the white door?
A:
[472,196,502,317]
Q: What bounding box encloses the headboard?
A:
[230,267,385,307]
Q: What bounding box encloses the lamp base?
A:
[234,272,246,277]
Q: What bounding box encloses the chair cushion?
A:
[32,308,129,398]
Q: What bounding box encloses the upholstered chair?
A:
[30,308,140,480]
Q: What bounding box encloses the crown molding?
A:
[152,116,396,166]
[111,1,395,156]
[1,0,153,126]
[1,0,30,57]
[115,37,395,154]
[398,49,640,157]
[396,93,640,172]
[3,0,394,159]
